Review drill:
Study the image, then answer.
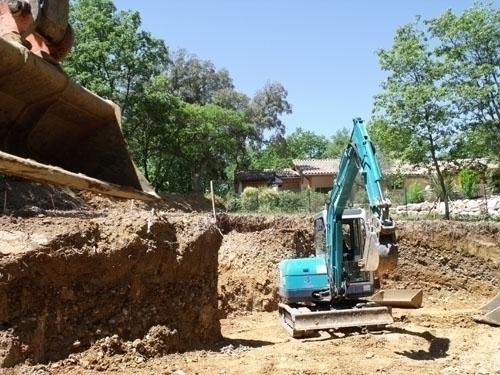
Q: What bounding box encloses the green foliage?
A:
[247,137,290,170]
[223,189,328,214]
[241,187,259,211]
[224,191,242,212]
[246,81,293,146]
[286,128,329,159]
[352,189,369,205]
[64,0,168,114]
[406,182,425,203]
[65,0,297,194]
[427,4,500,159]
[458,168,478,199]
[277,190,303,212]
[168,49,234,105]
[324,128,350,158]
[307,190,329,213]
[258,188,280,212]
[448,126,492,160]
[427,173,458,201]
[247,128,329,170]
[373,18,458,218]
[488,169,500,194]
[383,188,406,206]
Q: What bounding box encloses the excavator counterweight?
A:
[0,0,159,200]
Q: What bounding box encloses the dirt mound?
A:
[0,177,219,214]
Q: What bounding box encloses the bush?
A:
[406,182,425,203]
[278,190,304,213]
[428,173,458,201]
[488,169,500,194]
[459,168,478,198]
[353,189,369,205]
[258,188,279,212]
[383,188,405,206]
[307,190,328,213]
[241,187,259,211]
[224,191,241,212]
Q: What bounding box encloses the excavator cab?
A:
[340,209,373,295]
[0,0,159,200]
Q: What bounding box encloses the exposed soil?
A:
[0,178,499,375]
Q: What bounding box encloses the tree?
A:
[64,0,169,117]
[246,81,293,147]
[325,128,350,158]
[247,128,328,170]
[123,75,191,192]
[373,19,455,219]
[127,84,251,193]
[286,128,329,159]
[65,1,293,194]
[181,103,251,192]
[165,52,293,182]
[427,4,500,160]
[167,49,234,105]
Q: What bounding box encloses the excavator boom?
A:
[0,0,159,200]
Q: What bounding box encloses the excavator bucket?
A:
[278,302,393,338]
[473,292,500,326]
[0,36,159,200]
[369,289,423,309]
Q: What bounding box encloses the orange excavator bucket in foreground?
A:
[0,4,159,201]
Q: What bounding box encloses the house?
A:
[291,159,339,193]
[235,158,494,195]
[234,168,301,194]
[235,158,425,194]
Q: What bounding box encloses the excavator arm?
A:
[0,0,159,200]
[326,118,397,296]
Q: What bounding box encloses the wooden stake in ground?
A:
[210,181,216,221]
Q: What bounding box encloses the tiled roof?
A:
[235,168,299,181]
[292,159,339,175]
[236,158,493,181]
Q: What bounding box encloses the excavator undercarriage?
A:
[0,0,159,200]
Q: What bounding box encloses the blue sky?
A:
[114,1,496,138]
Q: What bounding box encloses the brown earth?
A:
[0,178,499,375]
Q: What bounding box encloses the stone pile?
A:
[395,195,500,219]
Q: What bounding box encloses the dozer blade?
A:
[278,302,393,338]
[473,292,500,326]
[369,289,423,309]
[0,37,159,200]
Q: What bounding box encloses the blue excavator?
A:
[278,118,420,337]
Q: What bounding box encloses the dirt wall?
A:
[0,211,222,367]
[217,216,500,316]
